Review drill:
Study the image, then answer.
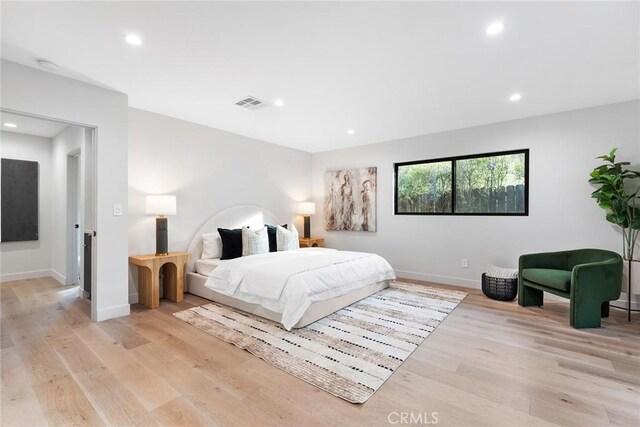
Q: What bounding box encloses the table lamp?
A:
[145,195,177,256]
[298,202,316,239]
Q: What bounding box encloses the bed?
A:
[185,205,396,329]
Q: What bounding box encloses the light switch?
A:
[113,204,123,216]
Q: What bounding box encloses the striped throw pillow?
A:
[242,226,269,256]
[276,224,300,251]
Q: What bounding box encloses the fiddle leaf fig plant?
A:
[589,148,640,261]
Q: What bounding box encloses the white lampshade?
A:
[145,195,177,216]
[299,202,316,216]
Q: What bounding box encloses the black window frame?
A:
[394,148,529,216]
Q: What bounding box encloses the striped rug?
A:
[173,281,467,403]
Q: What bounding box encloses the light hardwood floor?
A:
[1,276,639,426]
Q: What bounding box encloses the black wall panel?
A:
[1,158,39,242]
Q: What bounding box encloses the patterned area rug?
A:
[173,281,467,403]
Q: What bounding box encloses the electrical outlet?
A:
[461,258,469,268]
[113,204,122,216]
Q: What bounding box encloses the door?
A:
[83,233,91,299]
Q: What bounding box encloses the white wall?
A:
[1,60,129,321]
[51,125,84,284]
[0,131,53,280]
[128,108,312,302]
[312,101,640,297]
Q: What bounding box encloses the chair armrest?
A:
[571,258,623,301]
[519,251,569,271]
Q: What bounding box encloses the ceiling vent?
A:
[235,95,269,110]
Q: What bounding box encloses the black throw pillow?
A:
[265,224,287,252]
[218,227,244,260]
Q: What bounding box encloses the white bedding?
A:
[203,248,395,330]
[194,258,226,276]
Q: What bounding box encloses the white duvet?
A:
[204,248,396,329]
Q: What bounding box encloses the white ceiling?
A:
[0,112,69,138]
[2,1,638,153]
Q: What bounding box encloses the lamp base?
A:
[156,217,168,256]
[303,216,311,239]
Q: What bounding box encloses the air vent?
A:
[235,95,269,110]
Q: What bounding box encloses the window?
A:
[394,149,529,215]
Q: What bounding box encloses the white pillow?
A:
[242,226,269,256]
[201,232,222,259]
[276,224,300,251]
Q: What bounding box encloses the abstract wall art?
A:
[324,167,377,232]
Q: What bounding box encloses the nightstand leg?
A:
[176,262,184,302]
[163,262,184,303]
[138,266,160,308]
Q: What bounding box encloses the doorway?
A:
[63,129,96,302]
[67,151,81,288]
[0,109,98,319]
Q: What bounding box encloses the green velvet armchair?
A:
[518,249,623,328]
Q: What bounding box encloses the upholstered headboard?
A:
[185,204,280,272]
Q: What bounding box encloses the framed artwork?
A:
[324,167,377,232]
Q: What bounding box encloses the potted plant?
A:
[589,147,640,321]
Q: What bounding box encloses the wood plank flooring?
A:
[1,276,638,426]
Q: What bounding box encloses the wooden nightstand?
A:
[299,237,325,248]
[129,252,190,309]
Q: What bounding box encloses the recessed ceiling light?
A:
[3,122,18,128]
[347,129,355,135]
[37,59,58,72]
[274,99,284,107]
[509,93,522,102]
[486,21,504,36]
[125,34,143,46]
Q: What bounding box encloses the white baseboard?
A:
[51,269,66,285]
[543,293,566,302]
[129,293,139,304]
[395,269,480,289]
[95,304,130,321]
[0,269,53,282]
[611,293,640,311]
